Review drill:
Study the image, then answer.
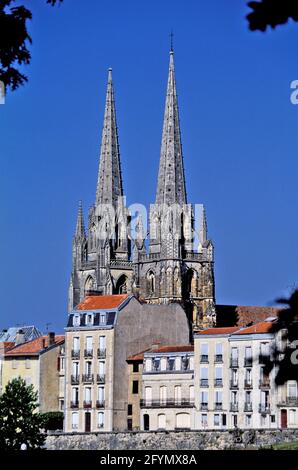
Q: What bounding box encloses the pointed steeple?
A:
[155,50,187,206]
[75,200,86,239]
[96,68,123,207]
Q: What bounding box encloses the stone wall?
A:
[46,429,298,450]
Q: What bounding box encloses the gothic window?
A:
[84,276,95,297]
[186,269,197,297]
[115,274,128,294]
[146,270,155,296]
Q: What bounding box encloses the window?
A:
[73,314,80,327]
[72,387,79,403]
[97,386,105,403]
[175,356,181,370]
[167,357,175,371]
[215,391,222,409]
[85,336,93,352]
[99,336,106,352]
[12,359,18,369]
[245,391,252,403]
[128,404,132,416]
[145,387,152,405]
[60,357,65,372]
[231,347,238,366]
[133,362,139,373]
[99,361,105,376]
[158,413,166,429]
[214,414,220,426]
[86,313,93,326]
[222,414,227,426]
[132,381,139,394]
[289,409,296,425]
[25,359,31,369]
[246,415,252,426]
[215,343,223,362]
[288,382,297,398]
[60,399,64,411]
[73,337,80,351]
[72,412,79,430]
[99,313,106,325]
[233,415,238,427]
[160,386,167,404]
[200,367,208,387]
[98,412,104,429]
[201,391,208,409]
[201,414,208,427]
[127,419,132,431]
[84,387,91,403]
[271,415,275,423]
[200,344,209,362]
[174,385,182,404]
[176,413,190,429]
[215,367,223,386]
[72,361,79,376]
[145,358,152,372]
[85,361,92,376]
[189,385,194,402]
[153,357,160,371]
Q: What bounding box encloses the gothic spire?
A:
[96,68,123,207]
[155,50,187,206]
[75,200,85,239]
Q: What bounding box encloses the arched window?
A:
[186,269,197,297]
[158,413,166,430]
[147,270,155,295]
[176,413,190,430]
[84,276,95,296]
[115,274,128,294]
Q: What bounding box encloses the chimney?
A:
[48,332,55,346]
[15,329,25,345]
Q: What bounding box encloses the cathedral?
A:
[68,49,216,331]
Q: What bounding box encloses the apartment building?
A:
[194,319,298,430]
[139,345,195,431]
[2,332,64,412]
[65,293,190,433]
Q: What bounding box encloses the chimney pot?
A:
[48,332,55,346]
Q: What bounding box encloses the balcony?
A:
[83,400,92,409]
[71,350,80,359]
[200,379,209,388]
[244,402,253,412]
[259,379,271,389]
[97,349,106,359]
[259,404,270,414]
[244,380,253,389]
[200,355,209,364]
[96,400,105,409]
[84,349,93,359]
[230,380,238,389]
[230,358,239,368]
[200,403,208,411]
[214,378,223,388]
[214,354,223,363]
[140,399,195,408]
[244,358,253,367]
[214,402,223,411]
[71,374,80,385]
[230,403,239,412]
[97,374,105,384]
[70,401,79,409]
[82,374,94,384]
[278,397,298,407]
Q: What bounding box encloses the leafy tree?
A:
[42,411,64,431]
[264,290,298,385]
[0,377,46,450]
[0,0,63,91]
[247,0,298,32]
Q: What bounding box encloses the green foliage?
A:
[0,0,63,91]
[41,411,64,431]
[0,377,46,450]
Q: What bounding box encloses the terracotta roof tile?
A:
[76,294,129,311]
[216,304,280,328]
[233,321,275,335]
[197,327,240,336]
[5,335,64,356]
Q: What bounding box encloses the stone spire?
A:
[96,68,123,207]
[75,200,85,240]
[155,50,187,206]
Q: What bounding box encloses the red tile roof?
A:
[216,304,279,328]
[197,327,240,336]
[76,294,129,311]
[233,321,275,335]
[5,335,64,357]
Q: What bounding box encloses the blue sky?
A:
[1,0,298,333]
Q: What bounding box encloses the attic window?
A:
[86,313,94,326]
[73,314,80,327]
[99,313,106,325]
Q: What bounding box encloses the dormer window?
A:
[86,313,94,326]
[73,314,80,327]
[99,313,106,325]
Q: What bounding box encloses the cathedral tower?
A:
[69,69,133,311]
